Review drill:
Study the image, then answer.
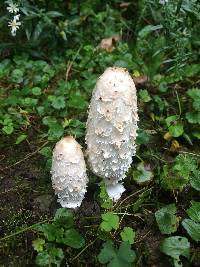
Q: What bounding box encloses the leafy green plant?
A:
[100,212,119,232]
[182,201,200,242]
[161,154,200,191]
[33,208,85,266]
[98,241,136,267]
[186,88,200,125]
[155,204,179,234]
[160,236,190,267]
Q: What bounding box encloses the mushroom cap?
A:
[51,136,88,209]
[86,67,138,185]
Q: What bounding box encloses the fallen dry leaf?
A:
[132,75,149,87]
[96,36,121,52]
[170,139,181,152]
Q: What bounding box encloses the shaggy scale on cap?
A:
[86,67,138,200]
[51,136,88,208]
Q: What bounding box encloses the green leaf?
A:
[2,124,14,135]
[36,246,64,267]
[98,241,116,264]
[54,208,74,228]
[187,88,200,100]
[169,123,184,137]
[68,95,88,110]
[32,87,42,96]
[165,115,179,127]
[120,227,135,244]
[139,89,151,102]
[39,147,52,158]
[99,182,113,209]
[160,236,190,267]
[62,229,85,248]
[186,201,200,223]
[132,163,153,185]
[100,212,119,232]
[192,131,200,139]
[186,112,200,124]
[98,241,136,267]
[51,96,66,110]
[190,170,200,191]
[15,134,27,144]
[182,219,200,242]
[32,239,45,253]
[34,224,60,242]
[138,24,163,39]
[155,204,178,234]
[48,123,64,141]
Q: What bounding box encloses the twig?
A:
[71,238,98,262]
[0,219,51,242]
[0,141,49,171]
[65,46,82,81]
[114,187,148,210]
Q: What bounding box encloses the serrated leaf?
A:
[62,229,85,248]
[182,219,200,242]
[32,239,45,252]
[51,96,66,110]
[160,236,190,266]
[155,204,178,234]
[190,170,200,191]
[100,212,119,232]
[48,123,64,140]
[36,246,64,267]
[120,227,135,244]
[98,241,136,267]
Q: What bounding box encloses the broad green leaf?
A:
[186,112,200,124]
[32,239,45,252]
[39,147,52,158]
[186,201,200,222]
[132,163,153,185]
[62,229,85,248]
[169,123,184,137]
[32,87,42,95]
[139,89,151,102]
[165,115,179,127]
[182,219,200,242]
[155,204,178,234]
[160,236,190,267]
[54,208,74,228]
[98,241,136,267]
[100,212,119,232]
[15,134,27,144]
[120,227,135,244]
[190,170,200,191]
[187,88,200,100]
[48,123,64,140]
[34,224,63,242]
[98,241,116,264]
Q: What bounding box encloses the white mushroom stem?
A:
[51,136,88,209]
[106,183,125,202]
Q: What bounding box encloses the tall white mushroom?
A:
[86,67,138,201]
[51,136,88,208]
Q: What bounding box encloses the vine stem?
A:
[71,238,98,262]
[0,219,51,242]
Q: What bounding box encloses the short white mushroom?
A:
[86,67,138,200]
[51,136,88,208]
